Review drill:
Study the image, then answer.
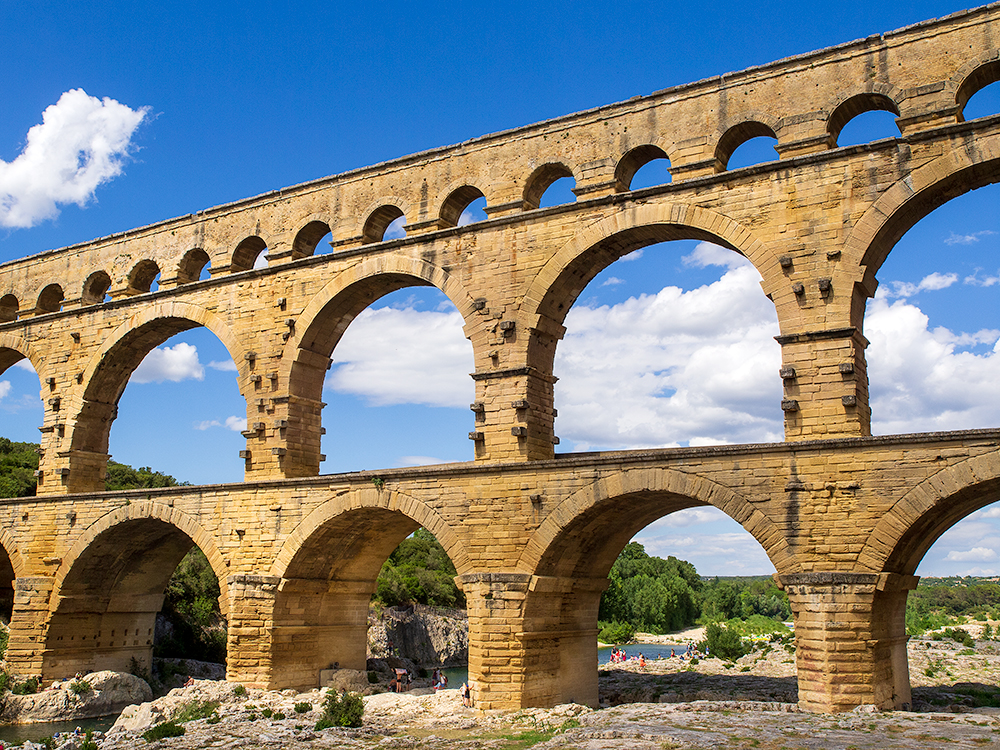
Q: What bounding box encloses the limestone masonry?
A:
[1,3,999,713]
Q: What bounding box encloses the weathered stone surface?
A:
[0,671,151,724]
[368,606,469,667]
[0,3,998,716]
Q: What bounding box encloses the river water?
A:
[0,713,117,745]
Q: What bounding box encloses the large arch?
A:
[0,333,43,378]
[281,256,479,478]
[0,529,26,624]
[261,487,466,689]
[43,501,229,680]
[66,302,247,492]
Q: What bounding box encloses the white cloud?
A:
[208,360,238,372]
[253,249,269,270]
[13,359,35,373]
[619,249,644,262]
[0,89,148,229]
[945,230,995,245]
[0,381,10,401]
[554,244,783,450]
[225,416,247,432]
[643,507,727,529]
[965,270,1000,287]
[325,306,473,407]
[132,342,205,384]
[602,276,625,286]
[883,272,958,299]
[865,295,1000,434]
[945,547,999,562]
[194,420,220,431]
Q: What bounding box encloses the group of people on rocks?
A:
[608,642,710,668]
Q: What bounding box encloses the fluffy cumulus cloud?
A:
[208,360,238,372]
[0,89,148,228]
[864,295,1000,434]
[0,381,10,401]
[945,547,998,562]
[882,272,958,299]
[132,342,205,384]
[194,416,246,432]
[920,509,1000,576]
[325,306,473,407]
[945,230,996,245]
[553,243,783,450]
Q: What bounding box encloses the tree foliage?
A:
[374,528,464,608]
[156,547,226,663]
[0,438,39,498]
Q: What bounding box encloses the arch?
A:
[271,486,468,579]
[957,59,1000,118]
[0,529,23,625]
[36,283,64,313]
[522,202,779,343]
[292,220,332,258]
[231,236,267,272]
[523,162,576,209]
[715,120,779,171]
[70,301,246,462]
[518,468,792,578]
[859,454,1000,576]
[362,205,405,244]
[126,260,160,295]
[44,501,229,678]
[827,92,900,144]
[0,333,42,378]
[0,294,18,322]
[81,271,112,306]
[439,185,486,228]
[0,527,27,582]
[175,249,211,285]
[614,145,669,192]
[846,130,1000,310]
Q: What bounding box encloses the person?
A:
[395,668,408,692]
[670,648,675,658]
[389,676,397,692]
[638,653,646,670]
[461,681,471,707]
[432,668,440,685]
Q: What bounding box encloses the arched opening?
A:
[81,271,112,305]
[549,235,782,452]
[828,93,900,147]
[0,544,13,624]
[70,319,246,490]
[126,260,160,295]
[0,350,43,445]
[615,145,670,192]
[958,61,1000,122]
[716,122,778,171]
[362,206,407,244]
[520,484,787,707]
[292,220,333,258]
[231,236,268,272]
[440,186,486,228]
[0,294,18,322]
[316,286,474,473]
[43,519,226,680]
[863,183,1000,436]
[272,506,465,690]
[523,163,575,209]
[176,249,211,285]
[36,284,64,313]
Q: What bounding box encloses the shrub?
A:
[367,671,379,684]
[0,628,8,660]
[598,620,635,644]
[273,711,286,720]
[143,721,186,741]
[701,623,749,661]
[261,707,273,718]
[315,689,364,729]
[173,699,220,723]
[70,677,93,696]
[941,627,975,648]
[80,730,98,750]
[11,676,39,695]
[0,669,10,693]
[233,683,247,697]
[294,701,312,714]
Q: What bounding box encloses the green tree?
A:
[374,528,464,608]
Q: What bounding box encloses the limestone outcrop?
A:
[367,606,468,667]
[0,671,152,724]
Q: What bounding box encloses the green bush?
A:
[294,701,312,714]
[598,620,635,644]
[11,676,39,695]
[701,623,749,661]
[80,730,98,750]
[367,671,379,684]
[233,683,247,697]
[315,689,364,729]
[0,628,8,660]
[261,708,273,718]
[143,721,186,741]
[941,627,975,648]
[273,711,286,720]
[724,615,790,637]
[173,699,220,723]
[69,677,93,696]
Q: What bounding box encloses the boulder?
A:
[0,671,152,724]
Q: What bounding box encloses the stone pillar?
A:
[459,573,606,710]
[780,572,917,713]
[776,328,871,440]
[471,368,557,461]
[226,574,280,688]
[6,577,55,679]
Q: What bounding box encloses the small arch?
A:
[36,284,64,313]
[231,236,268,272]
[523,163,575,209]
[715,121,778,171]
[0,294,18,322]
[362,205,406,244]
[292,221,333,258]
[958,60,1000,119]
[439,185,486,228]
[176,249,211,285]
[127,260,160,295]
[81,271,112,306]
[615,145,670,192]
[828,93,901,146]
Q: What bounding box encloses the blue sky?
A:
[1,1,999,577]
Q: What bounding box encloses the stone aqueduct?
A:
[1,4,1000,714]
